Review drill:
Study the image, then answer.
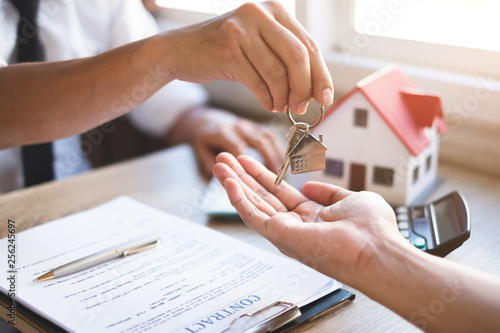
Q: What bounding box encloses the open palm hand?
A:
[212,153,407,286]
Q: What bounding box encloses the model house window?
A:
[325,159,344,177]
[426,155,432,172]
[413,166,419,183]
[354,108,368,127]
[373,166,394,187]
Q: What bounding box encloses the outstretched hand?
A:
[212,153,410,287]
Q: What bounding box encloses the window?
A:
[426,155,432,172]
[297,0,500,178]
[156,0,295,16]
[334,0,500,78]
[292,156,307,173]
[154,1,296,31]
[354,108,368,127]
[413,166,419,184]
[353,0,500,53]
[325,158,343,177]
[373,166,394,186]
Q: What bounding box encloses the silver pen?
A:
[33,235,161,282]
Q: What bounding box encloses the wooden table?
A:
[1,144,500,332]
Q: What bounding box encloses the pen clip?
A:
[122,239,161,257]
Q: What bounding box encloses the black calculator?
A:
[394,191,471,257]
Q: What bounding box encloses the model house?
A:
[312,65,448,205]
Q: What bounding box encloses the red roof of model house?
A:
[325,65,448,156]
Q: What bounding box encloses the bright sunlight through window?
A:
[354,0,500,52]
[156,0,295,16]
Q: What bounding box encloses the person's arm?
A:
[369,240,500,332]
[0,39,167,149]
[212,152,500,332]
[0,1,333,149]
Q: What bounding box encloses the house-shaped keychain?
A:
[289,131,327,174]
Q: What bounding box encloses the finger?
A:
[256,20,311,114]
[223,177,271,230]
[302,181,353,206]
[225,177,322,269]
[195,131,245,175]
[213,156,280,216]
[235,120,283,173]
[236,154,308,211]
[194,142,216,176]
[262,1,334,107]
[224,177,307,258]
[233,3,311,114]
[205,127,247,156]
[218,158,330,267]
[239,37,289,111]
[270,141,285,173]
[221,41,275,111]
[215,153,287,212]
[226,180,318,262]
[258,129,284,173]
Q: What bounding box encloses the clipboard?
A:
[219,288,355,332]
[0,288,354,332]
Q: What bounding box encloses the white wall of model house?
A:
[311,91,440,206]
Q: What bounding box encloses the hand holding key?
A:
[162,1,334,114]
[275,105,327,185]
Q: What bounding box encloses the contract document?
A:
[0,197,341,332]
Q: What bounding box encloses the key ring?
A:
[286,104,325,129]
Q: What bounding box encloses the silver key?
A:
[275,123,308,185]
[274,105,327,186]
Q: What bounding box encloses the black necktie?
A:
[10,0,55,187]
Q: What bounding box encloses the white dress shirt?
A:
[0,0,208,193]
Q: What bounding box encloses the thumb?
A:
[302,181,353,206]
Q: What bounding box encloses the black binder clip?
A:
[219,301,301,333]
